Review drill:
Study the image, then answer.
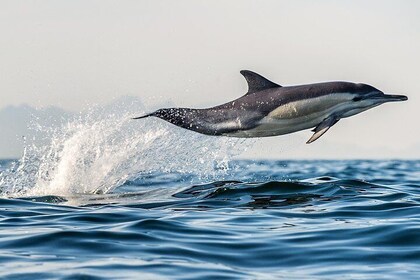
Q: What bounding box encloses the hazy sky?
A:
[1,0,419,158]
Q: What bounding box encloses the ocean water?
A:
[0,104,419,279]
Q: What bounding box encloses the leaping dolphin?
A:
[134,70,407,143]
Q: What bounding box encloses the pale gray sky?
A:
[0,0,419,158]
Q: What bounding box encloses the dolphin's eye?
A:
[353,96,363,102]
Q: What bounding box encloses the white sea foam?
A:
[0,98,251,197]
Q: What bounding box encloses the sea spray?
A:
[0,98,252,197]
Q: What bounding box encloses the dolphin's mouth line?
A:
[368,94,408,102]
[384,94,408,101]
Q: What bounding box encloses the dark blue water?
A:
[1,159,420,279]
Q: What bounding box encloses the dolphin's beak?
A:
[369,94,408,103]
[381,94,408,102]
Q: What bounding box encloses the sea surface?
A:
[0,103,419,279]
[1,159,420,279]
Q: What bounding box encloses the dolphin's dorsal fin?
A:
[240,70,282,95]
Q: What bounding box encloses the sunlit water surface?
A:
[1,159,419,279]
[0,103,419,279]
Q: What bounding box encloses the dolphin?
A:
[134,70,407,143]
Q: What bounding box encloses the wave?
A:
[0,98,251,197]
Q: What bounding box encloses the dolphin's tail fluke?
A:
[132,113,154,120]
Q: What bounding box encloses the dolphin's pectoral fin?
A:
[306,116,339,144]
[240,70,282,95]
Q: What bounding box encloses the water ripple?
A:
[0,160,420,279]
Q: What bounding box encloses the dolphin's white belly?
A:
[223,94,354,137]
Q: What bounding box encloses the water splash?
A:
[0,98,251,197]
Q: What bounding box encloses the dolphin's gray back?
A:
[213,81,374,113]
[190,81,376,135]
